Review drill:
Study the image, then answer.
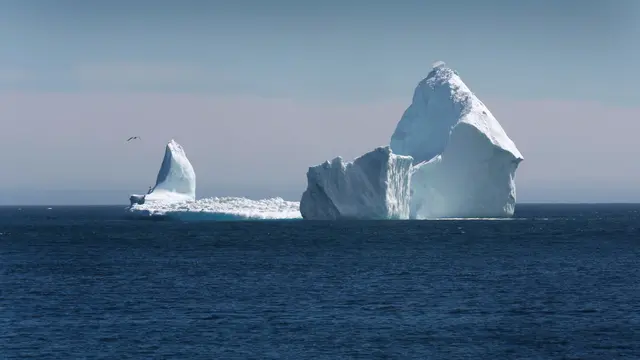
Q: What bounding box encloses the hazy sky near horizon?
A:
[1,0,640,204]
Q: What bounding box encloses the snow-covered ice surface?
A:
[129,197,302,221]
[128,140,301,221]
[390,62,524,219]
[300,146,413,220]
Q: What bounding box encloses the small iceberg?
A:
[127,140,301,220]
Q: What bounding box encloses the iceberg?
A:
[129,139,196,206]
[129,61,523,221]
[390,61,524,218]
[298,61,523,220]
[128,140,301,220]
[299,146,413,220]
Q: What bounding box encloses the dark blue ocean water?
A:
[1,204,639,359]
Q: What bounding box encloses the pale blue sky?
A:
[1,0,639,204]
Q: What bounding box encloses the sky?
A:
[1,0,639,205]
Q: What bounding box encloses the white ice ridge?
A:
[129,197,302,221]
[390,61,524,219]
[300,146,413,220]
[129,139,196,206]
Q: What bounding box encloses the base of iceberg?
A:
[129,194,146,206]
[127,196,302,221]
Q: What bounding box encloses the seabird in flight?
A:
[126,136,141,141]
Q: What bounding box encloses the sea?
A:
[1,204,639,359]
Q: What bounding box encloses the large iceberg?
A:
[390,62,524,218]
[128,140,301,220]
[129,139,196,206]
[299,146,413,220]
[299,61,523,220]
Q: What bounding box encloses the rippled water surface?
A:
[1,204,639,359]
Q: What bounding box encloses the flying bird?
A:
[126,136,141,141]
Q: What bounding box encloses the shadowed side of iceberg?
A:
[299,146,413,220]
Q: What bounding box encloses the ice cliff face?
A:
[390,62,524,218]
[299,146,413,220]
[129,139,196,206]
